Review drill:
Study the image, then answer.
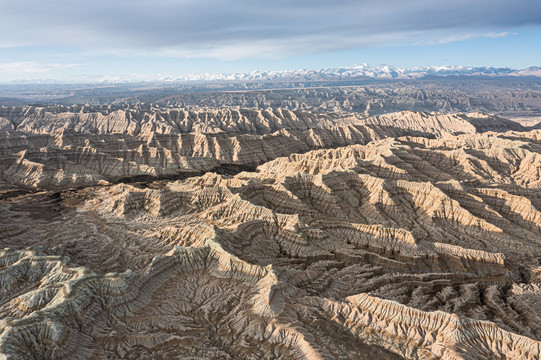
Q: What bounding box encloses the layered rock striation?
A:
[0,106,540,359]
[0,106,524,189]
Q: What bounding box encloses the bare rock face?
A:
[0,106,524,189]
[147,86,541,119]
[1,105,541,359]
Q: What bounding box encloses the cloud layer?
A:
[0,0,539,59]
[0,62,81,74]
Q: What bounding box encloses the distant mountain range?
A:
[4,64,541,84]
[158,64,541,82]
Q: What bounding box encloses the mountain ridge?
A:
[3,64,540,85]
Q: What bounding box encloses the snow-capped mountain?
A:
[150,64,539,82]
[3,64,540,84]
[139,65,541,83]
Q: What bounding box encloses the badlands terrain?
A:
[1,104,541,359]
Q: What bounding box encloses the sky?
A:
[0,0,540,82]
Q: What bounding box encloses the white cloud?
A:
[424,31,515,45]
[0,0,538,60]
[0,62,82,74]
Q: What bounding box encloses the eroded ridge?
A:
[0,107,522,188]
[1,109,541,359]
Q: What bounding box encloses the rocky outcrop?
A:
[0,106,526,189]
[1,107,541,359]
[150,86,541,119]
[0,105,524,136]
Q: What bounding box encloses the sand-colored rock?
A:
[1,106,541,359]
[0,107,525,189]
